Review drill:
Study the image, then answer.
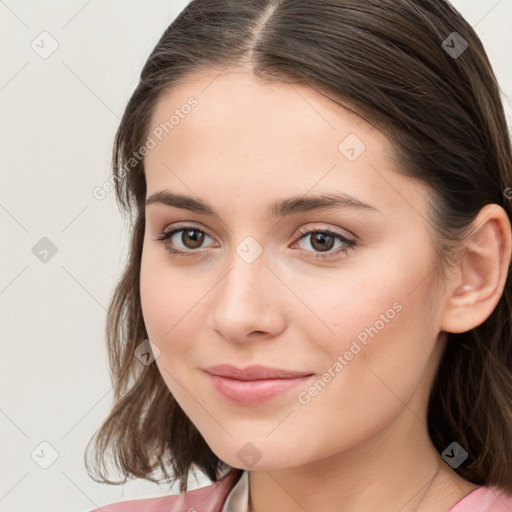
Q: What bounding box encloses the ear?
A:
[440,204,512,334]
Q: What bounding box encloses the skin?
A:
[139,67,511,512]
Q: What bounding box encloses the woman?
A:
[86,1,512,510]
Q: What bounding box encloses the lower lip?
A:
[206,373,315,405]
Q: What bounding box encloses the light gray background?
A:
[1,1,511,511]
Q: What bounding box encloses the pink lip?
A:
[205,364,314,380]
[204,364,315,405]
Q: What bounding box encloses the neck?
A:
[247,401,475,512]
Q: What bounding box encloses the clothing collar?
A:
[221,470,249,512]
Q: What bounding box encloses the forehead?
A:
[148,68,383,151]
[144,68,429,221]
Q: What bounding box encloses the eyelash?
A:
[154,224,356,261]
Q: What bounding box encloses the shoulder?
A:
[449,484,512,512]
[89,470,242,512]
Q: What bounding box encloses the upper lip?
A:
[204,364,314,381]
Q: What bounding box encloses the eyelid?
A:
[158,221,354,239]
[159,221,214,238]
[295,223,356,241]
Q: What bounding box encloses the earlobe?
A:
[440,204,512,334]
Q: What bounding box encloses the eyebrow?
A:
[145,190,378,217]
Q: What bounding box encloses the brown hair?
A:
[85,0,512,494]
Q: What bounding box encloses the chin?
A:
[205,436,311,472]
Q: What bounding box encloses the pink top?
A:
[89,469,512,512]
[449,484,512,512]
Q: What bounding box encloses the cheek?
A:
[139,246,209,389]
[289,290,438,460]
[308,245,440,392]
[140,260,168,341]
[139,259,195,400]
[295,256,415,352]
[140,244,195,341]
[140,249,190,364]
[312,268,439,420]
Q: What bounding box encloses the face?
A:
[140,68,448,471]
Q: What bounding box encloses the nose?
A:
[207,245,286,344]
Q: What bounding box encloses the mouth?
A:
[204,364,315,405]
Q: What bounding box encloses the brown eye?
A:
[294,227,356,261]
[309,232,335,252]
[181,228,205,249]
[155,225,214,258]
